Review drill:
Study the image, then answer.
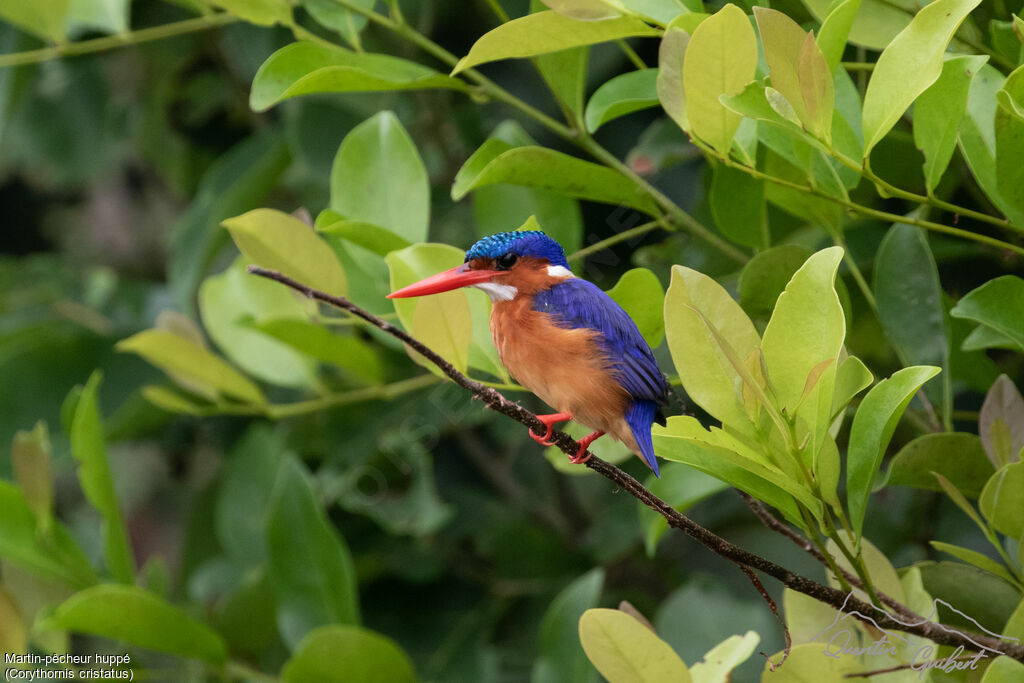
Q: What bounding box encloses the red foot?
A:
[569,431,605,464]
[529,412,573,446]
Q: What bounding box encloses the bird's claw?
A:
[529,425,556,446]
[529,412,573,447]
[567,430,604,465]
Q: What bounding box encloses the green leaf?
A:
[831,355,873,420]
[737,245,812,318]
[317,217,412,257]
[962,323,1020,352]
[578,608,691,683]
[656,27,690,131]
[0,0,69,42]
[847,365,941,540]
[302,0,375,48]
[762,642,857,680]
[267,456,360,650]
[754,9,834,142]
[913,55,989,193]
[386,244,474,374]
[70,372,134,584]
[929,541,1018,585]
[66,0,129,34]
[653,416,818,526]
[980,461,1024,540]
[958,65,1024,227]
[801,0,917,51]
[215,425,282,566]
[252,319,383,385]
[452,12,659,74]
[0,585,25,655]
[683,3,758,154]
[331,112,429,244]
[452,144,659,215]
[540,0,621,20]
[817,0,862,71]
[208,0,290,25]
[826,532,905,601]
[639,464,728,556]
[915,560,1020,633]
[950,276,1024,351]
[983,657,1024,683]
[585,69,659,133]
[687,631,758,683]
[996,65,1024,217]
[0,481,96,587]
[883,433,995,498]
[282,624,417,683]
[861,0,982,157]
[979,375,1024,468]
[533,568,604,683]
[251,42,468,112]
[606,267,665,347]
[199,258,318,389]
[41,584,227,663]
[622,0,689,25]
[224,207,347,296]
[11,421,54,533]
[761,247,845,464]
[118,329,266,404]
[663,265,761,428]
[709,164,766,248]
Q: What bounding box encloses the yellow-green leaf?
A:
[657,28,691,131]
[11,421,54,534]
[579,608,691,683]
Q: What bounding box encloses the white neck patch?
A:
[472,282,518,302]
[547,265,574,278]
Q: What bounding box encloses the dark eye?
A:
[496,253,518,270]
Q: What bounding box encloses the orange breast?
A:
[490,297,634,447]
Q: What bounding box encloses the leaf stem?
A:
[0,13,238,68]
[566,219,661,262]
[615,38,647,69]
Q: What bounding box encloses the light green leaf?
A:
[950,276,1024,351]
[983,657,1024,683]
[996,65,1024,217]
[534,568,604,683]
[267,456,360,650]
[0,0,69,42]
[529,2,591,124]
[139,386,207,415]
[302,0,374,49]
[817,0,862,71]
[709,163,766,248]
[453,12,658,74]
[282,625,416,683]
[883,433,994,498]
[929,541,1018,585]
[12,421,54,533]
[331,111,429,244]
[914,55,989,193]
[0,585,24,655]
[683,3,758,154]
[620,0,687,25]
[541,0,620,20]
[386,244,474,374]
[798,33,835,143]
[41,584,227,663]
[66,0,129,34]
[252,319,383,385]
[980,461,1024,540]
[847,365,942,540]
[578,608,691,683]
[585,69,659,133]
[70,372,134,584]
[209,0,290,25]
[199,258,318,389]
[958,65,1024,227]
[251,42,467,112]
[831,355,873,421]
[861,0,982,157]
[223,207,347,296]
[800,0,916,51]
[826,532,905,601]
[663,265,761,427]
[606,267,665,347]
[0,481,96,587]
[316,217,412,257]
[656,27,690,131]
[979,375,1024,468]
[453,144,658,215]
[962,323,1020,352]
[762,642,856,680]
[761,247,845,464]
[688,631,759,683]
[933,471,987,530]
[117,329,266,404]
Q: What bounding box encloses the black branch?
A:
[248,265,1024,664]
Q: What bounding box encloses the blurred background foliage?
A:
[1,0,1023,681]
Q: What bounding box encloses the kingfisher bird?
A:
[387,229,668,477]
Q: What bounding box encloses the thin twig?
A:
[740,566,791,670]
[247,265,1024,664]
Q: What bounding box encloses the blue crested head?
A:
[465,230,569,269]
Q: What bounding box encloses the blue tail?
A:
[626,400,660,478]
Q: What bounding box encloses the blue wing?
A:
[533,279,668,476]
[533,278,668,405]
